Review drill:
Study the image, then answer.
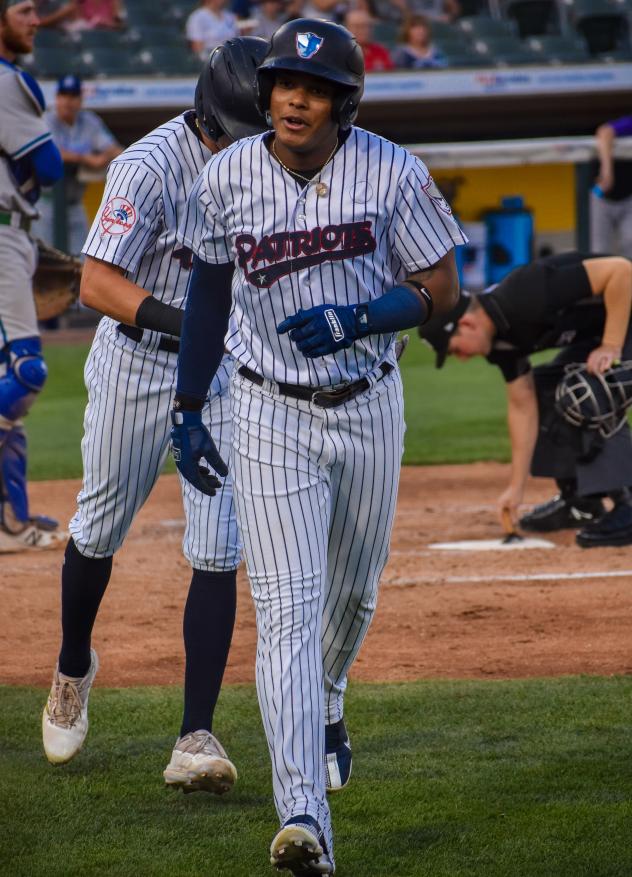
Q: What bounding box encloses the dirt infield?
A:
[2,463,631,687]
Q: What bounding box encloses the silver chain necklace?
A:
[271,136,338,195]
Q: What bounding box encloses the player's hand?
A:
[586,344,621,375]
[277,304,359,358]
[170,409,228,496]
[497,484,524,527]
[596,167,614,194]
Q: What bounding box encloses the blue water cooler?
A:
[484,196,534,285]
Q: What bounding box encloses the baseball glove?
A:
[32,239,82,321]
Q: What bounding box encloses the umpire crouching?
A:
[419,251,632,547]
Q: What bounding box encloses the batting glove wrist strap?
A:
[356,283,432,335]
[173,392,205,413]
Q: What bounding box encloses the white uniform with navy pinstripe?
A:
[71,114,239,570]
[178,127,466,857]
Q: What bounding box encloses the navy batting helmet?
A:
[195,36,269,142]
[256,19,365,131]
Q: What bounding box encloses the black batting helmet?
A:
[195,36,269,142]
[256,19,365,131]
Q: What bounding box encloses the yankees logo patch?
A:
[422,176,452,215]
[100,197,137,235]
[296,32,323,59]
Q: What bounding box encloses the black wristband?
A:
[403,280,434,325]
[136,296,184,337]
[173,392,205,412]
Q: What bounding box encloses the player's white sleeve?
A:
[390,158,468,271]
[87,111,117,153]
[0,71,51,160]
[176,167,232,265]
[83,160,164,271]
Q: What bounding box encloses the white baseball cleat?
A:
[0,522,67,553]
[42,649,99,764]
[163,730,238,794]
[270,818,334,875]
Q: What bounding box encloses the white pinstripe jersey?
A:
[178,126,467,386]
[83,113,211,310]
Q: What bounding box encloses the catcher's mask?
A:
[256,18,365,131]
[555,361,632,439]
[195,36,269,142]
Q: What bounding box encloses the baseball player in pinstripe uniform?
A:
[0,0,64,552]
[171,19,466,873]
[41,38,269,792]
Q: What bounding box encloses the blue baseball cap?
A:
[57,74,82,96]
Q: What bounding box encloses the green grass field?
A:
[27,339,511,480]
[3,679,632,877]
[10,340,632,876]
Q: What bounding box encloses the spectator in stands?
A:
[32,75,122,255]
[186,0,240,59]
[302,0,342,21]
[38,0,124,31]
[375,0,447,23]
[392,14,447,68]
[250,0,288,39]
[591,115,632,260]
[345,7,394,71]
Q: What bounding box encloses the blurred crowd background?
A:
[24,0,632,79]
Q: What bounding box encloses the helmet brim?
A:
[258,57,359,90]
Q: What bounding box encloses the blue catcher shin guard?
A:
[0,337,48,423]
[0,338,47,531]
[0,425,29,530]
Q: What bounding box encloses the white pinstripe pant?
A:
[230,366,405,858]
[70,318,240,570]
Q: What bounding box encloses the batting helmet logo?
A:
[296,32,324,59]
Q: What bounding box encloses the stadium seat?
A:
[78,29,125,49]
[80,48,137,77]
[34,29,72,50]
[372,20,400,48]
[456,0,492,16]
[135,25,187,48]
[502,0,562,36]
[473,34,541,62]
[571,0,630,54]
[440,48,488,65]
[527,33,591,60]
[457,15,519,37]
[33,47,83,77]
[135,46,202,76]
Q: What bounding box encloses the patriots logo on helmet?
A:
[296,32,324,59]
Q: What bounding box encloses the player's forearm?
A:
[584,256,632,352]
[506,374,539,492]
[175,257,234,407]
[37,2,77,26]
[595,124,616,171]
[407,248,459,318]
[80,257,153,324]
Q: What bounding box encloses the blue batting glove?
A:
[277,304,360,358]
[170,408,228,497]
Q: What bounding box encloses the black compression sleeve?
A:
[175,256,234,406]
[135,296,183,337]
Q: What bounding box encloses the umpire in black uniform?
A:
[419,252,632,547]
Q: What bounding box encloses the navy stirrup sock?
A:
[58,538,112,677]
[180,568,237,737]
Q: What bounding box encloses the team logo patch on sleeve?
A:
[296,32,324,59]
[100,197,137,235]
[422,176,452,215]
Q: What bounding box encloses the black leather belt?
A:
[238,362,393,409]
[117,323,179,354]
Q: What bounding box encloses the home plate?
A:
[429,537,556,551]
